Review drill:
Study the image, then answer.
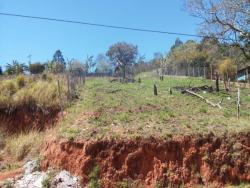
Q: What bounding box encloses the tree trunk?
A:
[122,65,126,80]
[192,66,195,77]
[246,69,249,83]
[216,72,219,92]
[210,64,213,80]
[204,66,206,78]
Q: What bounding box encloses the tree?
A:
[170,38,183,51]
[69,59,85,76]
[5,60,28,75]
[84,55,95,73]
[199,37,222,79]
[171,40,200,76]
[52,50,66,73]
[185,0,250,59]
[0,66,2,75]
[219,58,237,80]
[106,42,138,80]
[29,63,45,74]
[95,54,112,73]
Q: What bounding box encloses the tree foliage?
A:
[218,58,237,80]
[5,60,28,75]
[29,63,45,74]
[69,59,85,76]
[106,42,138,79]
[52,50,66,73]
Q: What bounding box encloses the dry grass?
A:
[5,131,44,161]
[0,74,68,110]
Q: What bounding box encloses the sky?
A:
[0,0,201,67]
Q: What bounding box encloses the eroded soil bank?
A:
[0,106,60,133]
[41,133,250,188]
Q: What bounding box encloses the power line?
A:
[0,12,221,40]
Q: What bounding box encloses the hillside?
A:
[0,73,249,188]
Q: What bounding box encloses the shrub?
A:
[42,73,47,80]
[88,165,101,188]
[2,80,17,96]
[16,75,26,88]
[29,63,45,74]
[5,131,43,161]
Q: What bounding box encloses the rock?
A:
[0,178,15,188]
[51,170,81,188]
[14,171,47,188]
[23,160,40,175]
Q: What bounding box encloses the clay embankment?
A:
[41,133,250,187]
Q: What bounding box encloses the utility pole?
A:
[27,54,32,66]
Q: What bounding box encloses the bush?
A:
[0,80,17,96]
[5,131,44,161]
[16,75,26,88]
[29,63,45,74]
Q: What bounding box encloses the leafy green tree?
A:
[199,37,222,79]
[52,50,66,73]
[171,40,200,76]
[170,38,183,51]
[5,60,28,75]
[218,58,236,80]
[106,42,138,80]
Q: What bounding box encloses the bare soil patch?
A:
[0,106,60,134]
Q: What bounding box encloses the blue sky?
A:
[0,0,201,67]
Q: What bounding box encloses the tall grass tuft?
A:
[5,131,44,161]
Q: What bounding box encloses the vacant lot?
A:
[58,73,250,140]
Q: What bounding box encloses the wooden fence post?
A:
[67,73,71,102]
[57,79,63,117]
[154,84,158,96]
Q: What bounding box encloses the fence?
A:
[159,65,211,79]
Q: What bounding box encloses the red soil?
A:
[0,106,60,133]
[41,133,250,188]
[0,168,23,181]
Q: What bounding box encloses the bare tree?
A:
[84,55,95,73]
[185,0,250,59]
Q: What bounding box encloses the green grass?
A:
[57,73,250,140]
